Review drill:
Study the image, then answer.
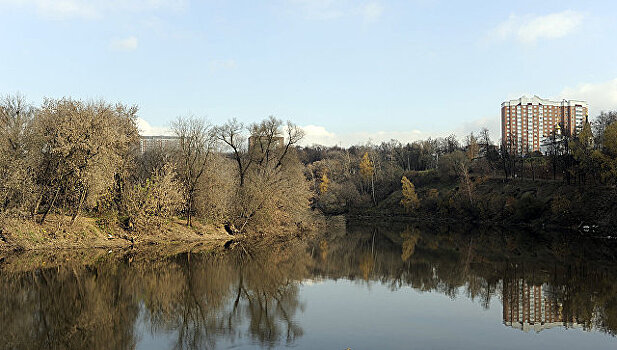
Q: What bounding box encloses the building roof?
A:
[501,95,587,108]
[139,135,180,140]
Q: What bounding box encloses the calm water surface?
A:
[2,222,617,349]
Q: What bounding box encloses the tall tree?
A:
[214,117,307,232]
[359,152,376,205]
[400,176,419,212]
[172,115,215,226]
[594,111,617,148]
[0,94,37,213]
[33,98,139,224]
[572,121,595,184]
[465,132,479,160]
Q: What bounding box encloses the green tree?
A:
[599,122,617,183]
[572,121,596,184]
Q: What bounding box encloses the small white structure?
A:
[539,124,565,155]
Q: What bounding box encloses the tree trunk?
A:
[70,190,87,225]
[32,191,45,218]
[186,190,194,227]
[371,175,376,206]
[40,185,61,224]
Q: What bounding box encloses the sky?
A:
[1,0,617,146]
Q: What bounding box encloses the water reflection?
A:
[1,222,617,349]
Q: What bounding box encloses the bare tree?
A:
[0,94,37,214]
[214,119,251,187]
[214,117,307,232]
[172,115,216,226]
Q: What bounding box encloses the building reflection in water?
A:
[502,277,587,333]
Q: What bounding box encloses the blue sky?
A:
[1,0,616,145]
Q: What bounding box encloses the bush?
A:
[123,164,183,231]
[512,193,545,221]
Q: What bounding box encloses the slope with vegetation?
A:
[299,113,617,231]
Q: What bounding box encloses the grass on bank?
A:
[0,214,229,251]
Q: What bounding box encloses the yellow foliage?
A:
[400,176,419,211]
[551,194,571,216]
[319,173,330,194]
[427,188,439,200]
[359,152,374,181]
[319,239,328,261]
[401,228,420,262]
[359,252,374,281]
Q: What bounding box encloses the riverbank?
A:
[0,214,231,252]
[345,175,617,233]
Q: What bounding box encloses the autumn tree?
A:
[400,176,419,212]
[319,173,330,194]
[359,152,376,205]
[465,132,479,160]
[33,98,139,224]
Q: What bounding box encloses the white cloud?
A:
[300,125,431,147]
[559,78,617,116]
[301,116,504,147]
[136,117,172,136]
[491,10,584,44]
[453,117,500,142]
[301,125,338,145]
[287,0,383,22]
[0,0,186,20]
[109,36,138,51]
[359,2,383,23]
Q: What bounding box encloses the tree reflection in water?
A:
[1,223,617,349]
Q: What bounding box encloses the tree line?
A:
[2,93,617,233]
[298,112,617,219]
[0,95,312,234]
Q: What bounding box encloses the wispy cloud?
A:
[109,36,138,51]
[453,117,500,142]
[288,0,343,20]
[287,0,384,22]
[0,0,186,20]
[560,78,617,116]
[490,10,584,44]
[208,59,237,72]
[359,2,383,23]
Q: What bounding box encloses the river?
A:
[1,220,616,349]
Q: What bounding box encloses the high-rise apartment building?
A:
[139,135,180,154]
[501,96,588,154]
